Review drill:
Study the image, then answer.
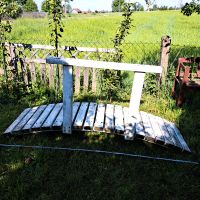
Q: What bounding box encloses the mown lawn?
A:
[0,93,199,200]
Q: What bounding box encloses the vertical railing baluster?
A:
[62,64,73,134]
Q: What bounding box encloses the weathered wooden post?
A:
[4,43,17,81]
[158,35,171,84]
[62,64,73,134]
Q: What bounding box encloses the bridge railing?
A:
[46,56,162,134]
[3,42,114,93]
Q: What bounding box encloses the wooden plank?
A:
[114,105,124,133]
[53,101,80,127]
[164,120,190,152]
[163,120,183,149]
[123,107,136,140]
[49,64,54,88]
[52,102,80,128]
[140,111,155,140]
[73,102,89,129]
[30,62,36,82]
[42,103,63,128]
[94,104,106,131]
[62,65,73,134]
[52,107,63,127]
[83,68,89,91]
[25,58,46,64]
[154,116,175,146]
[46,57,162,74]
[23,105,47,131]
[5,43,114,53]
[32,104,55,129]
[123,107,131,127]
[129,72,145,112]
[83,103,97,130]
[92,68,97,92]
[147,113,166,143]
[75,66,80,95]
[24,62,29,86]
[153,117,176,146]
[4,108,31,134]
[133,112,146,138]
[72,102,81,122]
[40,63,46,83]
[13,107,39,132]
[104,104,114,133]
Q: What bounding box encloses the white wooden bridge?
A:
[4,56,191,152]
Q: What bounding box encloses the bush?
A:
[23,0,38,12]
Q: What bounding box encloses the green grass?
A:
[6,11,200,65]
[8,11,200,46]
[0,10,200,199]
[0,92,200,200]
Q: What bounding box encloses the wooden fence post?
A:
[158,35,171,84]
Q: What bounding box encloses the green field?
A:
[9,11,200,46]
[7,10,200,65]
[0,10,200,200]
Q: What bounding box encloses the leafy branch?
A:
[181,0,200,16]
[47,0,64,56]
[100,3,134,101]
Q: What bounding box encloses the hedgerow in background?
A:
[181,0,200,16]
[112,0,125,12]
[41,0,50,12]
[100,2,134,101]
[23,0,38,12]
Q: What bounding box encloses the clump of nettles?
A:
[100,3,134,101]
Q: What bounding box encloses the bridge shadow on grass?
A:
[0,129,200,200]
[176,92,200,155]
[0,100,200,199]
[0,46,200,199]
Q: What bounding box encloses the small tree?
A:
[0,0,23,86]
[181,0,200,16]
[23,0,38,12]
[100,2,134,101]
[112,0,125,12]
[17,0,28,6]
[41,0,49,12]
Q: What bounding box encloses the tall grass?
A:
[8,11,200,46]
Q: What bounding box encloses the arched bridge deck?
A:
[4,102,191,152]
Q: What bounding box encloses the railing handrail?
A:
[46,56,162,74]
[46,56,162,134]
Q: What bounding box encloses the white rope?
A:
[0,144,198,165]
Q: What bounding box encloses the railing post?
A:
[129,72,145,113]
[158,35,171,84]
[62,64,73,134]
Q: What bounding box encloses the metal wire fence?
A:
[2,38,161,64]
[1,38,200,72]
